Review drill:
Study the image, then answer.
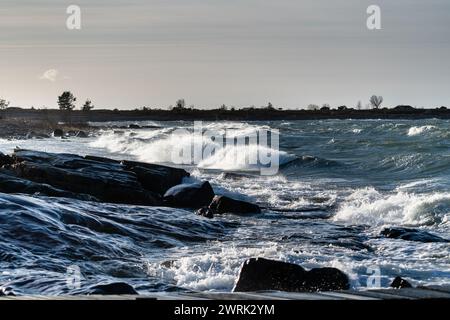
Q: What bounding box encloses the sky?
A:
[0,0,449,109]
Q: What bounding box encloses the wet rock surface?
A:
[381,227,449,243]
[163,181,215,209]
[0,149,190,207]
[209,195,261,215]
[390,276,413,289]
[196,195,261,218]
[233,257,350,292]
[88,282,138,295]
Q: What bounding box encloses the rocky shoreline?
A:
[0,149,355,293]
[0,148,432,294]
[0,118,94,140]
[0,149,263,215]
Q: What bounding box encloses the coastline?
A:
[0,119,448,295]
[2,107,450,124]
[1,108,448,138]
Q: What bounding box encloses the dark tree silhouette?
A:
[58,91,76,110]
[176,99,185,109]
[370,95,383,109]
[0,97,9,110]
[82,99,94,111]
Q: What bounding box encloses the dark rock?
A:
[0,149,195,207]
[196,206,214,219]
[84,155,121,164]
[53,129,64,137]
[163,181,215,208]
[0,286,15,296]
[89,282,138,295]
[122,160,189,195]
[390,276,413,289]
[76,130,88,138]
[0,172,98,201]
[219,172,254,180]
[233,257,350,292]
[0,152,12,166]
[209,195,261,215]
[381,227,449,243]
[161,260,176,268]
[7,150,161,206]
[128,124,141,129]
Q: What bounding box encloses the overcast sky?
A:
[0,0,449,109]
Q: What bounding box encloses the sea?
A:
[0,119,449,295]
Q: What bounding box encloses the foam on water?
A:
[2,119,450,293]
[407,125,436,136]
[90,122,294,172]
[334,187,450,227]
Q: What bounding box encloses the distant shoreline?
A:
[2,107,450,123]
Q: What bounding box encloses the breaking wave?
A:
[333,187,450,227]
[91,124,295,172]
[407,125,436,136]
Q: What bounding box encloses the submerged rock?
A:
[196,195,261,218]
[209,195,261,215]
[390,276,413,289]
[196,206,214,219]
[89,282,138,295]
[233,257,350,292]
[381,227,449,243]
[163,181,215,208]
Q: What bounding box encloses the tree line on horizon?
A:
[0,91,448,112]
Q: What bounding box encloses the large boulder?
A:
[233,258,350,292]
[163,181,214,208]
[381,227,449,243]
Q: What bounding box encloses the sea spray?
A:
[170,121,281,175]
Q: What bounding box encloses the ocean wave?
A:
[91,124,294,172]
[407,125,437,136]
[333,187,450,227]
[146,245,281,291]
[280,155,341,171]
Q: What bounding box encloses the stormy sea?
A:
[0,119,449,295]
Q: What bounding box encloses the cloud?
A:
[39,69,59,82]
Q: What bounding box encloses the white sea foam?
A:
[333,187,450,227]
[407,125,436,136]
[90,123,294,172]
[146,244,283,291]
